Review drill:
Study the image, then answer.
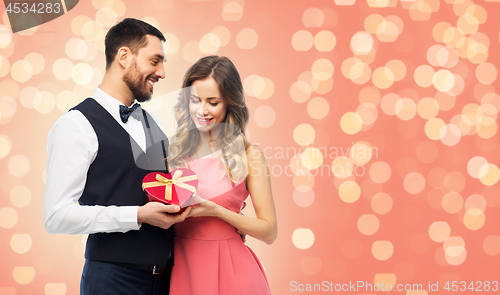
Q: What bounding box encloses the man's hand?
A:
[137,202,192,229]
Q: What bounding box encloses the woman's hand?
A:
[187,193,221,217]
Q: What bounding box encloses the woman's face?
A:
[189,77,227,132]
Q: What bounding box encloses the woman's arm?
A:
[188,145,278,244]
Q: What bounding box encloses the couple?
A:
[43,18,277,295]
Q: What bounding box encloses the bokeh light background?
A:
[1,0,500,294]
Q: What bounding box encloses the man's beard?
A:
[123,60,154,103]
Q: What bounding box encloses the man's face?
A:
[123,35,166,102]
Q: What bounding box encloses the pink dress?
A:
[169,156,271,295]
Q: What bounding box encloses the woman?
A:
[167,56,277,295]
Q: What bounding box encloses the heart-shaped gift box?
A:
[142,168,198,210]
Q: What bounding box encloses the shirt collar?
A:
[92,86,138,122]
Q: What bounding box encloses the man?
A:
[44,18,190,294]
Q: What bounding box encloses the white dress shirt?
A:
[44,87,160,234]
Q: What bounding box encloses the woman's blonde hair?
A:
[167,56,250,182]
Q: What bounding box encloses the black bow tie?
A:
[119,103,142,123]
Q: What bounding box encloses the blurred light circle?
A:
[164,33,180,55]
[243,74,262,97]
[350,31,373,55]
[302,7,324,27]
[72,63,94,85]
[8,154,30,177]
[293,174,315,189]
[476,62,497,85]
[0,56,10,78]
[433,69,455,92]
[364,14,385,34]
[429,221,451,242]
[0,134,11,159]
[45,283,67,295]
[385,59,406,81]
[0,207,18,228]
[10,234,32,254]
[372,67,394,89]
[56,90,78,113]
[290,81,311,103]
[414,65,435,87]
[293,186,315,207]
[340,112,362,135]
[221,1,243,21]
[300,256,322,275]
[24,53,45,75]
[404,172,426,195]
[479,163,500,186]
[11,60,33,83]
[463,209,485,230]
[236,28,258,49]
[298,71,320,92]
[465,194,487,213]
[314,30,336,51]
[0,96,16,119]
[13,267,35,285]
[381,93,400,116]
[182,41,201,63]
[53,58,74,81]
[395,97,417,120]
[311,58,334,81]
[467,156,489,179]
[457,14,479,35]
[34,91,56,114]
[359,86,381,105]
[483,236,500,256]
[211,26,230,47]
[416,141,438,164]
[444,171,466,192]
[331,157,354,179]
[256,78,274,100]
[10,186,31,208]
[435,92,456,111]
[439,124,461,146]
[254,105,275,128]
[417,97,439,119]
[292,228,315,249]
[372,241,394,261]
[476,117,497,139]
[338,181,360,203]
[442,192,463,214]
[369,161,392,184]
[95,7,118,28]
[349,141,373,165]
[66,38,86,60]
[314,77,334,94]
[356,103,378,125]
[0,24,13,47]
[307,97,329,119]
[293,124,315,146]
[357,214,379,235]
[199,33,221,54]
[371,192,393,214]
[292,30,313,51]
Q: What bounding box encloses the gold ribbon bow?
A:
[142,170,197,201]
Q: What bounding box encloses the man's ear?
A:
[117,46,131,69]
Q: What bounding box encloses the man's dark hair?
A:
[104,18,165,70]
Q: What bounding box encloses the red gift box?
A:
[142,168,198,209]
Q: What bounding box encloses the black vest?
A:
[72,98,172,266]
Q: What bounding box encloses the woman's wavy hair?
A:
[167,56,250,182]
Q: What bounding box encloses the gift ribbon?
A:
[142,170,197,201]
